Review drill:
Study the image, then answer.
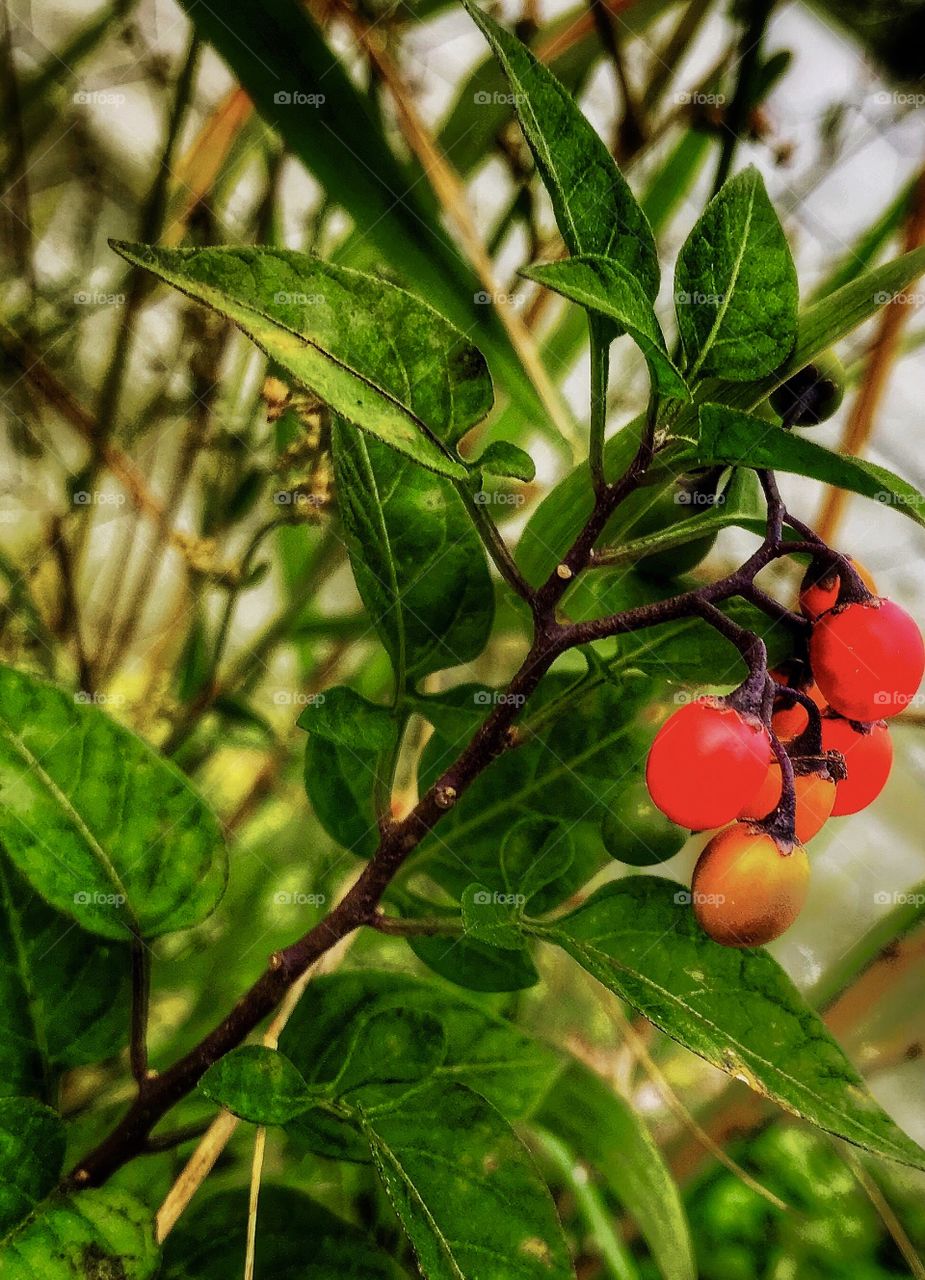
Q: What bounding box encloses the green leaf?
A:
[538,1063,695,1280]
[522,256,689,399]
[0,1188,158,1279]
[296,685,396,751]
[536,878,925,1170]
[334,1008,447,1096]
[415,678,643,911]
[461,884,528,950]
[390,888,540,994]
[111,243,487,480]
[0,1099,65,1235]
[0,861,129,1081]
[278,971,561,1123]
[162,1186,402,1280]
[692,403,925,527]
[357,1081,574,1280]
[674,166,798,381]
[0,665,226,941]
[199,1045,316,1125]
[175,0,548,440]
[462,0,658,296]
[500,816,575,906]
[332,425,494,684]
[472,440,536,483]
[700,241,925,415]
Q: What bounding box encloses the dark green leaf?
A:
[0,665,226,940]
[692,403,925,527]
[357,1081,574,1280]
[334,1008,447,1096]
[111,243,488,479]
[162,1185,402,1280]
[536,878,925,1169]
[279,971,561,1123]
[522,256,689,399]
[461,884,528,950]
[500,816,575,906]
[0,1099,65,1235]
[199,1045,316,1125]
[0,1188,158,1278]
[296,685,396,750]
[333,425,494,684]
[462,0,658,296]
[0,861,129,1088]
[304,732,389,858]
[674,166,798,381]
[538,1062,695,1280]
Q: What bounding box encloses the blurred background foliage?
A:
[2,0,925,1274]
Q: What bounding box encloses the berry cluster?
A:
[644,559,924,949]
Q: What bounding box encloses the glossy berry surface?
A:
[692,825,810,948]
[771,677,826,742]
[646,699,771,831]
[738,764,836,843]
[810,598,924,720]
[821,715,893,816]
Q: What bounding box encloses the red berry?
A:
[799,558,877,620]
[810,598,924,721]
[820,714,893,816]
[692,824,809,947]
[738,763,836,842]
[645,698,771,831]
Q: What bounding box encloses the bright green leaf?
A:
[693,403,925,527]
[538,1063,695,1280]
[111,243,489,479]
[674,166,798,381]
[296,685,396,751]
[0,665,226,941]
[472,440,536,483]
[522,256,689,399]
[461,884,528,950]
[536,877,925,1170]
[0,1188,158,1279]
[462,0,658,297]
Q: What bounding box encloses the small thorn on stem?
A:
[434,783,457,810]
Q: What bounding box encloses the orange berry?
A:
[691,825,809,947]
[738,764,836,842]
